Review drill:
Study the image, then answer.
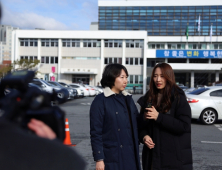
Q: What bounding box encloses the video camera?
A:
[0,71,68,141]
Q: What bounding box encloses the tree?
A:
[12,59,40,71]
[0,64,12,79]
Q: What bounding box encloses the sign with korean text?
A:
[156,50,222,58]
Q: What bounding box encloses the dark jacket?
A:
[137,88,193,170]
[0,118,86,170]
[90,87,141,170]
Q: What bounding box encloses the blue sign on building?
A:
[156,50,222,58]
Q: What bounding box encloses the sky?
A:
[0,0,110,30]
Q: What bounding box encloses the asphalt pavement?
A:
[60,95,222,170]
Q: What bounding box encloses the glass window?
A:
[130,58,134,65]
[135,58,138,65]
[41,57,45,63]
[51,57,54,64]
[140,58,143,65]
[55,57,58,63]
[135,75,139,84]
[130,75,134,84]
[46,57,49,63]
[126,58,129,65]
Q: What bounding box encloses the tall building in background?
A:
[98,0,222,36]
[0,25,19,63]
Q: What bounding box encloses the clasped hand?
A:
[144,106,159,121]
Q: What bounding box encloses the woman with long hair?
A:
[90,63,141,170]
[137,63,193,170]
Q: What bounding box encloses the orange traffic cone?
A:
[63,118,76,146]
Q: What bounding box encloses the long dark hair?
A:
[147,63,179,113]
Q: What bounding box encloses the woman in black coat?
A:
[137,63,193,170]
[90,64,141,170]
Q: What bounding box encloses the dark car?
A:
[58,82,82,98]
[47,81,76,99]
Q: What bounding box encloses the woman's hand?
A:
[143,135,155,149]
[96,160,105,170]
[144,106,159,121]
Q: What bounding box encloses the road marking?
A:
[215,125,221,128]
[219,128,222,131]
[201,141,222,144]
[81,103,91,105]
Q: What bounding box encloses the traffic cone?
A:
[63,118,76,146]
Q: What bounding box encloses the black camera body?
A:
[0,71,68,141]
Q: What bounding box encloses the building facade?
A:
[10,0,222,93]
[12,30,147,92]
[0,25,19,63]
[98,0,222,90]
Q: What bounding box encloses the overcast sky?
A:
[0,0,106,30]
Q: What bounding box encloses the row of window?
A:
[20,56,37,60]
[62,39,80,47]
[83,40,101,47]
[104,57,144,65]
[104,39,122,48]
[20,39,38,47]
[42,39,58,47]
[148,43,222,50]
[62,57,101,60]
[20,39,144,48]
[128,75,143,84]
[41,56,58,64]
[126,58,143,65]
[104,57,122,64]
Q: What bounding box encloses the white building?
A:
[10,0,222,93]
[0,25,19,63]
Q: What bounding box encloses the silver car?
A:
[186,86,222,125]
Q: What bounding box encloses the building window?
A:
[148,44,164,49]
[188,43,206,49]
[20,56,38,61]
[41,56,58,64]
[147,58,165,67]
[126,40,143,48]
[41,39,58,47]
[104,40,122,48]
[20,39,38,47]
[125,57,143,65]
[62,39,80,47]
[128,75,143,84]
[83,40,101,47]
[104,57,122,64]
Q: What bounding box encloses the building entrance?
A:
[72,74,90,85]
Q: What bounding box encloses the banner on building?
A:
[156,50,222,58]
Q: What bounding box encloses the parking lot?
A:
[60,95,222,170]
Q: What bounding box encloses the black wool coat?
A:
[137,88,193,170]
[90,87,141,170]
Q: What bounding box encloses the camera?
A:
[0,71,68,141]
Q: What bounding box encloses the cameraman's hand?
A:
[28,119,56,140]
[96,160,105,170]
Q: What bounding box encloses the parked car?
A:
[58,82,82,98]
[31,79,69,101]
[94,86,103,93]
[186,86,222,125]
[89,85,100,95]
[83,85,96,96]
[47,81,76,99]
[184,87,196,94]
[179,86,188,91]
[215,83,222,86]
[69,83,89,97]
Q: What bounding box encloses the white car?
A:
[186,86,222,125]
[69,83,89,97]
[84,85,96,96]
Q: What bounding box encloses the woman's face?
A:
[112,69,128,93]
[153,67,166,90]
